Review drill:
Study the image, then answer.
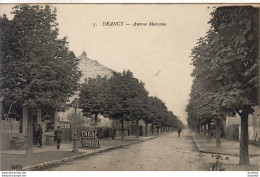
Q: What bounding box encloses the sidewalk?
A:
[191,133,260,171]
[0,133,165,171]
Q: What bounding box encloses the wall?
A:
[225,106,260,143]
[0,132,25,150]
[225,125,239,140]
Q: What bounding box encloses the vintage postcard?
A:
[0,3,259,174]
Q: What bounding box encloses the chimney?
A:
[82,51,87,57]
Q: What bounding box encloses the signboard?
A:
[81,131,98,137]
[80,131,100,148]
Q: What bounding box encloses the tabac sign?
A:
[80,131,100,148]
[80,131,98,137]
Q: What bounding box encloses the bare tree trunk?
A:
[239,112,249,165]
[216,119,221,149]
[70,122,72,142]
[94,113,98,130]
[26,109,33,156]
[156,125,159,134]
[127,121,130,136]
[151,124,154,135]
[203,124,206,138]
[145,121,148,137]
[135,119,139,138]
[121,119,124,139]
[207,122,211,143]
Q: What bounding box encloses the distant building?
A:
[56,52,114,121]
[225,106,260,143]
[78,52,114,84]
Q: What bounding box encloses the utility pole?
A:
[72,98,79,153]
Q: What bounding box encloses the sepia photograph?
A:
[0,3,259,173]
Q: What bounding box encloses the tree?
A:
[147,96,168,134]
[208,6,259,165]
[188,6,259,164]
[142,96,157,136]
[79,69,183,139]
[189,41,224,147]
[0,5,81,155]
[106,70,149,139]
[79,77,109,130]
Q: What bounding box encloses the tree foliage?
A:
[79,77,109,115]
[187,6,259,165]
[0,5,81,110]
[79,70,184,130]
[0,5,82,155]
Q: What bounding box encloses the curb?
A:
[190,135,200,152]
[190,136,260,158]
[22,133,170,171]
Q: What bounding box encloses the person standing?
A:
[36,124,43,148]
[111,128,116,140]
[54,126,62,149]
[177,129,182,138]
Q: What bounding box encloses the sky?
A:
[0,4,213,124]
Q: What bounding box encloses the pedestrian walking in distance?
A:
[177,129,182,138]
[54,126,62,149]
[36,124,43,148]
[112,128,116,140]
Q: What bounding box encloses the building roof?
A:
[78,52,114,84]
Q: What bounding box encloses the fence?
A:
[0,119,20,133]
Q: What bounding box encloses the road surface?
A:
[46,131,208,171]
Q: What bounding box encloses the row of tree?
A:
[79,70,184,139]
[0,4,183,154]
[186,6,259,165]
